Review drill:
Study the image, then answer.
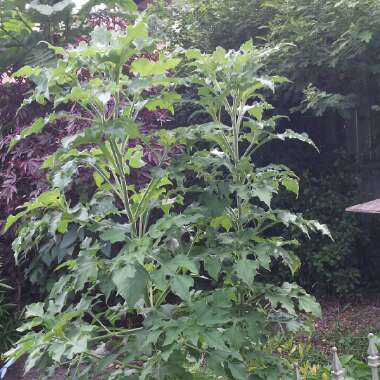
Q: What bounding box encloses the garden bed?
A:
[5,298,380,379]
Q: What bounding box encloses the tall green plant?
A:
[4,19,329,379]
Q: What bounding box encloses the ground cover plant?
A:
[1,12,332,379]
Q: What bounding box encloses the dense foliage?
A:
[0,0,172,359]
[150,0,380,295]
[149,0,272,52]
[2,16,330,379]
[0,0,167,294]
[290,158,363,296]
[3,0,380,378]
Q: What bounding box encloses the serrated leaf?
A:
[12,65,41,78]
[145,92,181,114]
[204,256,221,280]
[9,118,45,150]
[298,295,321,317]
[256,77,275,92]
[49,342,66,362]
[3,189,62,233]
[93,172,104,188]
[112,264,147,306]
[228,362,249,380]
[25,302,45,318]
[167,254,199,274]
[129,149,145,168]
[75,251,98,289]
[52,160,77,189]
[282,178,299,196]
[170,274,193,303]
[210,215,233,231]
[203,330,228,351]
[100,224,131,243]
[275,130,319,151]
[281,251,301,275]
[235,260,259,285]
[131,57,181,76]
[251,183,273,207]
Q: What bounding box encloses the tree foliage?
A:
[0,0,138,70]
[151,0,380,121]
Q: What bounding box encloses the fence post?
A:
[368,333,379,380]
[294,363,302,380]
[331,347,345,380]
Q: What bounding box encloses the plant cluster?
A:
[150,0,380,296]
[151,0,380,119]
[2,16,330,379]
[0,0,139,70]
[0,4,176,366]
[0,2,172,292]
[266,326,380,380]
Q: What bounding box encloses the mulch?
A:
[311,297,380,357]
[315,298,380,335]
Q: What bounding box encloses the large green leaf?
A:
[3,189,62,233]
[235,260,259,285]
[170,274,193,303]
[74,251,99,290]
[131,56,181,76]
[99,223,131,243]
[112,264,147,306]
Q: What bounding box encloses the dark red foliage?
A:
[138,108,172,133]
[89,11,128,31]
[0,75,36,133]
[0,108,63,223]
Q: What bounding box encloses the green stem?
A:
[229,92,244,230]
[89,311,112,334]
[109,139,137,236]
[243,136,272,158]
[90,327,143,342]
[86,161,123,201]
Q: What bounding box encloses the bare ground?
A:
[313,297,380,357]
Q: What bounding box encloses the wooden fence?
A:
[295,333,379,380]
